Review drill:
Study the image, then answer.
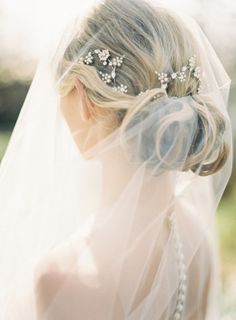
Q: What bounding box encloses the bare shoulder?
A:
[34,216,95,280]
[33,234,88,316]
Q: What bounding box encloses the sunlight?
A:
[1,0,96,59]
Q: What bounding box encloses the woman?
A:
[0,0,233,319]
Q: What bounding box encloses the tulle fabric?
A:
[0,0,233,319]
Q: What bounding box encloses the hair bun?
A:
[122,94,229,176]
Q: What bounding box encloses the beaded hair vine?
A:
[79,49,203,96]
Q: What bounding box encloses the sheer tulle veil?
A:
[0,0,233,319]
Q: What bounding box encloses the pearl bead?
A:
[174,311,181,319]
[180,274,187,282]
[171,73,177,79]
[179,283,187,293]
[179,292,186,301]
[176,303,184,312]
[177,298,184,306]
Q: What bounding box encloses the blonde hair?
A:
[57,0,229,176]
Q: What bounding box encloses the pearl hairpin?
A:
[154,55,202,93]
[83,52,94,65]
[80,49,127,93]
[94,49,110,65]
[113,84,128,94]
[80,49,203,96]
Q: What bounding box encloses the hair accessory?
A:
[79,49,127,93]
[154,55,203,93]
[113,84,128,94]
[80,50,203,96]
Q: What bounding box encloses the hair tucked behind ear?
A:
[57,0,230,176]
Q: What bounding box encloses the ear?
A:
[74,78,93,121]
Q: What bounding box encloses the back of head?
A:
[57,0,230,177]
[0,1,233,319]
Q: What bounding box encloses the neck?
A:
[97,146,137,209]
[96,145,175,216]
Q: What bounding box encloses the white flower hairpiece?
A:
[79,49,203,95]
[154,54,203,93]
[79,49,127,93]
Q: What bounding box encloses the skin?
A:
[59,78,138,210]
[35,81,129,318]
[59,78,115,156]
[34,80,211,319]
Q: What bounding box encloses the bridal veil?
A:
[0,0,233,319]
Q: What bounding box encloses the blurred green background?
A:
[0,0,235,317]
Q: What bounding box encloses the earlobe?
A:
[74,78,93,121]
